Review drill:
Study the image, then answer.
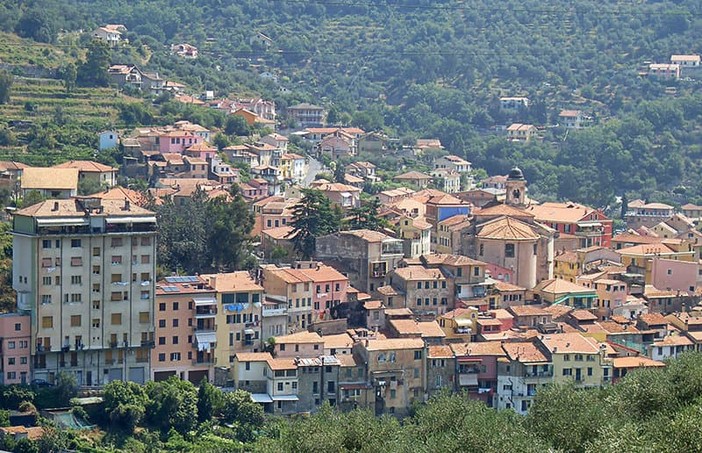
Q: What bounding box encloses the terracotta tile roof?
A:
[570,310,598,321]
[341,229,395,243]
[200,271,264,292]
[274,331,322,344]
[393,266,446,281]
[502,341,549,363]
[618,244,677,255]
[451,341,506,356]
[91,186,149,206]
[427,345,454,358]
[612,356,665,368]
[653,334,693,347]
[236,352,273,362]
[21,167,78,190]
[477,317,503,326]
[384,308,414,317]
[639,313,668,326]
[477,216,540,240]
[555,251,578,263]
[16,198,154,217]
[262,226,296,240]
[267,357,297,370]
[364,337,425,351]
[533,279,595,295]
[389,319,446,338]
[599,321,639,333]
[508,305,551,317]
[526,201,602,224]
[376,285,400,296]
[323,333,354,350]
[0,160,31,171]
[53,160,117,172]
[363,300,384,310]
[493,281,526,292]
[394,171,432,181]
[440,308,477,319]
[643,286,679,298]
[474,203,534,218]
[420,254,487,267]
[489,308,514,319]
[539,332,601,354]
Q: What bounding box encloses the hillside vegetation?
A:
[0,0,701,204]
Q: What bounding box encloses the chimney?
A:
[123,199,130,211]
[52,201,59,211]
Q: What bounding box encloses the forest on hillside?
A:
[1,0,702,206]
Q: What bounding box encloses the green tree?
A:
[0,409,9,427]
[15,8,55,43]
[206,186,254,270]
[77,177,103,196]
[103,380,149,433]
[20,190,45,209]
[60,63,77,93]
[197,380,222,424]
[221,389,265,443]
[346,197,385,230]
[289,189,341,259]
[225,115,250,136]
[0,70,12,104]
[146,377,199,435]
[77,40,111,87]
[212,132,230,150]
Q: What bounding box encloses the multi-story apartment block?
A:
[153,276,216,383]
[496,341,553,414]
[385,265,453,316]
[354,338,425,416]
[0,313,31,385]
[12,197,157,385]
[201,272,264,368]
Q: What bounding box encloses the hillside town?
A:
[3,101,702,421]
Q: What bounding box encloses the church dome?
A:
[507,166,524,181]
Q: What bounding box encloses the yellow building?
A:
[201,272,264,368]
[538,333,611,387]
[553,251,580,282]
[437,307,479,342]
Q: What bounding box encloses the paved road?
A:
[302,156,324,187]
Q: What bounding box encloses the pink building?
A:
[451,341,505,407]
[159,131,203,154]
[0,313,31,385]
[651,258,698,292]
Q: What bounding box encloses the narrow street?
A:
[302,155,324,187]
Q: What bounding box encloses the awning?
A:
[195,332,216,351]
[340,192,352,198]
[578,221,602,228]
[193,297,217,306]
[459,374,478,387]
[270,394,299,401]
[36,218,88,226]
[250,393,273,403]
[106,216,157,224]
[244,329,255,336]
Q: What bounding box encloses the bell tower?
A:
[505,166,527,207]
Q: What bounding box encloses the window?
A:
[141,237,151,246]
[479,243,484,256]
[141,291,150,300]
[70,315,81,327]
[14,323,21,331]
[277,383,283,392]
[42,276,51,286]
[139,312,150,324]
[141,255,150,264]
[42,316,53,328]
[562,368,572,376]
[111,313,122,325]
[563,354,570,361]
[170,352,181,361]
[474,267,480,277]
[111,274,122,283]
[70,257,82,266]
[159,319,166,328]
[173,302,179,310]
[71,275,82,285]
[93,247,101,256]
[159,302,166,311]
[41,295,52,305]
[587,367,593,376]
[158,337,166,345]
[158,353,166,362]
[172,319,179,327]
[7,341,15,349]
[172,336,179,345]
[42,240,51,249]
[111,238,123,247]
[505,243,515,258]
[111,256,122,265]
[71,239,81,248]
[111,292,122,302]
[414,350,422,360]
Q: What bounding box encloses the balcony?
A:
[195,308,217,319]
[454,327,472,335]
[263,307,286,317]
[524,370,553,379]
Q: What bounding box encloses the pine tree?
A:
[289,189,341,259]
